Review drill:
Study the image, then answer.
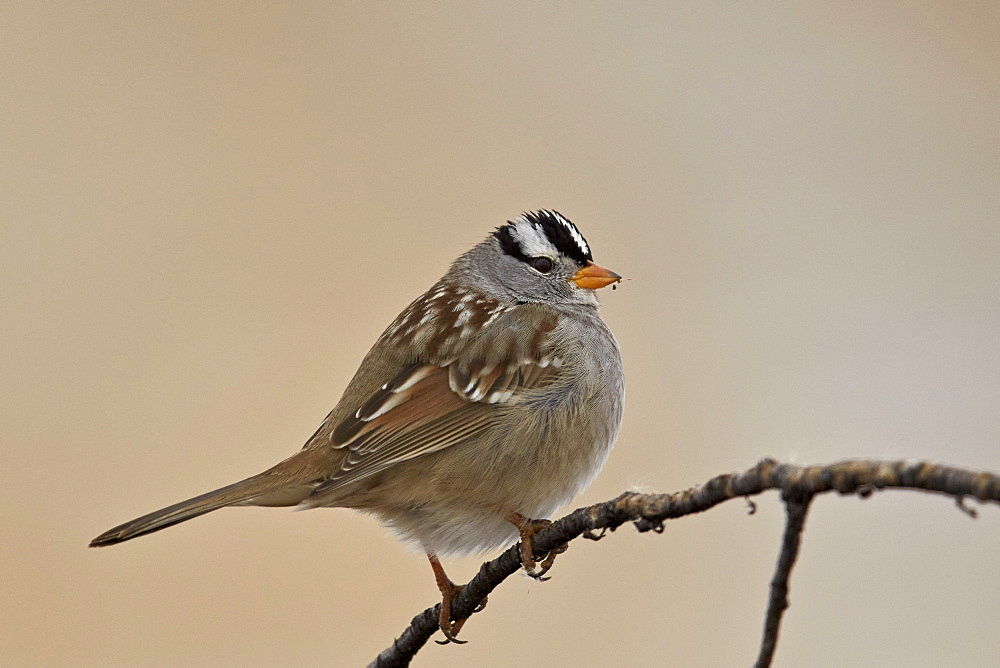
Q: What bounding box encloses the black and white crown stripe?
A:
[543,210,591,259]
[493,210,593,266]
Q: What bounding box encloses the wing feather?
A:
[306,308,562,501]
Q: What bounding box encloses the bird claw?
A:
[507,513,568,580]
[435,630,467,645]
[438,591,488,644]
[428,554,488,644]
[434,589,489,643]
[532,543,568,578]
[433,580,468,644]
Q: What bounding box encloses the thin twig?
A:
[755,494,812,668]
[369,458,1000,667]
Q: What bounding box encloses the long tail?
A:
[89,476,294,547]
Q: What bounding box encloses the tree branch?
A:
[369,458,1000,667]
[755,493,812,668]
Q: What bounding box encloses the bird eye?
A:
[529,256,554,274]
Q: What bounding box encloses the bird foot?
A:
[434,580,467,645]
[428,554,488,644]
[505,512,568,580]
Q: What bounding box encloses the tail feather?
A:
[89,476,284,547]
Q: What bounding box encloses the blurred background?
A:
[3,2,999,666]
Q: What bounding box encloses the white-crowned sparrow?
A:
[91,210,624,642]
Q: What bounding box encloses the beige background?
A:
[3,2,999,666]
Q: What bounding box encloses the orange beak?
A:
[569,261,622,290]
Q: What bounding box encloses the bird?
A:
[90,210,624,642]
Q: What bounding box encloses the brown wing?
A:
[308,349,562,498]
[312,304,562,499]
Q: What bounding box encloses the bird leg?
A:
[505,511,567,580]
[428,554,487,644]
